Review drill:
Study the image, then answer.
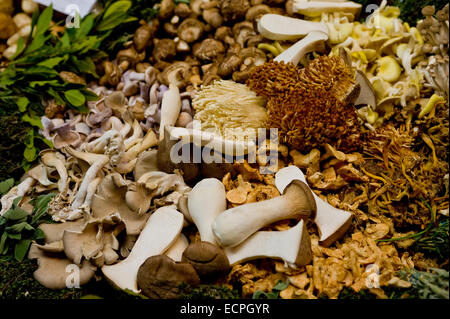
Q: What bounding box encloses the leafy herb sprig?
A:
[0,193,55,261]
[252,280,289,299]
[0,2,135,169]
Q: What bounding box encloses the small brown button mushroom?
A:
[218,54,242,77]
[153,38,177,62]
[190,0,203,16]
[175,2,192,18]
[133,20,154,52]
[181,242,231,279]
[233,21,255,47]
[202,8,224,28]
[215,26,232,41]
[220,0,250,22]
[245,4,271,22]
[163,22,178,37]
[117,46,144,70]
[0,13,15,40]
[177,18,205,43]
[159,61,192,88]
[175,38,190,53]
[157,0,176,20]
[137,255,200,299]
[193,39,225,61]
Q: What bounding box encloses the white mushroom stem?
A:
[0,177,35,216]
[40,150,68,193]
[124,120,144,150]
[275,166,352,247]
[64,147,110,212]
[159,84,181,141]
[188,178,227,245]
[274,31,329,65]
[257,14,329,40]
[101,206,184,293]
[225,220,311,268]
[168,126,256,157]
[165,234,189,262]
[293,0,362,17]
[212,180,316,247]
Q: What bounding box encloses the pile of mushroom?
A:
[0,0,38,61]
[1,0,448,300]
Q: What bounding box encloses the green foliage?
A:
[413,219,449,262]
[399,268,449,299]
[0,193,55,261]
[0,179,14,195]
[252,280,289,299]
[178,283,241,299]
[0,2,134,169]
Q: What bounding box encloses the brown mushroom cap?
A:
[177,18,205,43]
[181,242,231,279]
[220,0,251,22]
[202,8,224,28]
[159,61,192,88]
[175,3,192,18]
[137,255,200,299]
[153,38,177,62]
[158,0,176,20]
[193,39,225,61]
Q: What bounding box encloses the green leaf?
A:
[34,228,45,240]
[25,34,51,55]
[34,5,53,37]
[96,0,132,32]
[24,145,37,162]
[16,97,29,112]
[0,178,15,195]
[38,56,66,68]
[10,37,26,61]
[81,89,99,102]
[22,113,43,129]
[12,197,23,209]
[273,280,289,291]
[29,80,61,88]
[14,239,31,261]
[5,222,30,233]
[65,89,86,107]
[73,57,97,77]
[76,14,95,40]
[0,232,8,255]
[3,208,29,221]
[7,233,21,240]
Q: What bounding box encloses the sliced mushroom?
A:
[257,14,329,40]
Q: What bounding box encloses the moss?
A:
[0,257,83,299]
[0,257,146,300]
[0,114,28,181]
[178,283,241,299]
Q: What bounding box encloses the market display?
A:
[0,0,448,300]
